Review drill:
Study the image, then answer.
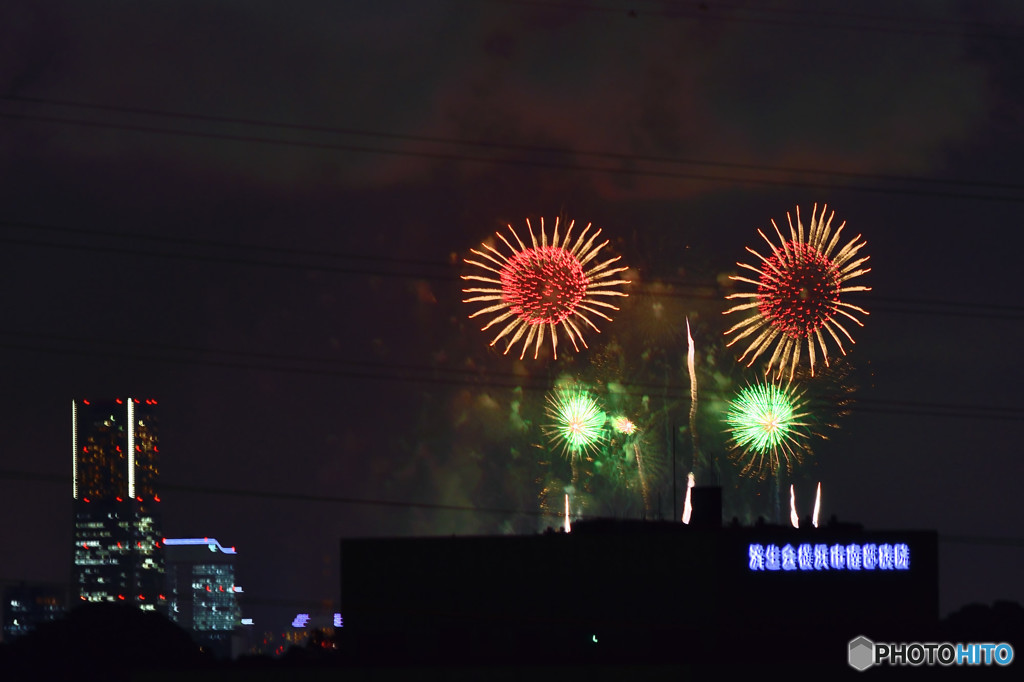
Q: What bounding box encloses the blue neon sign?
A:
[748,543,910,571]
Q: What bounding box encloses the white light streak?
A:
[686,317,699,473]
[127,398,135,500]
[813,481,822,528]
[72,400,78,500]
[634,443,650,515]
[790,484,799,528]
[682,472,695,524]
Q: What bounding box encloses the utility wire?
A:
[2,108,1024,204]
[1,467,1022,549]
[1,328,1022,422]
[1,225,1022,417]
[1,219,1022,321]
[0,218,443,272]
[5,95,1024,195]
[0,468,558,519]
[487,0,1024,39]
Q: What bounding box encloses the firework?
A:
[543,387,607,458]
[725,379,812,479]
[723,204,871,378]
[608,414,651,515]
[686,317,700,472]
[632,442,651,514]
[813,482,822,528]
[462,217,630,359]
[611,415,637,435]
[682,472,695,524]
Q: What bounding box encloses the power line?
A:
[3,108,1024,204]
[940,535,1024,548]
[4,468,1024,549]
[0,468,558,519]
[1,328,1022,422]
[487,0,1024,40]
[2,219,1022,321]
[0,219,447,278]
[868,294,1024,315]
[1,227,1022,419]
[6,94,1024,195]
[0,218,443,272]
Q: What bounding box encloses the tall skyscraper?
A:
[71,398,165,613]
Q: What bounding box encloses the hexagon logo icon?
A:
[848,635,875,671]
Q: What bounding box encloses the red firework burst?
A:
[723,204,871,378]
[462,217,630,359]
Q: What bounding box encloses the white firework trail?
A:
[682,472,695,524]
[565,493,571,533]
[813,481,822,528]
[633,443,651,516]
[790,484,799,528]
[686,317,701,475]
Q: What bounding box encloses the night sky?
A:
[1,0,1022,635]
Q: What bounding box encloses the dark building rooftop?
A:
[339,513,938,667]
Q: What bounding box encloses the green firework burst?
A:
[543,388,607,458]
[611,415,637,435]
[725,380,811,479]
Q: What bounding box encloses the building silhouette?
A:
[339,491,939,667]
[164,537,244,658]
[71,398,165,613]
[1,582,66,641]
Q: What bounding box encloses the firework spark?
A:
[813,481,821,528]
[462,217,631,359]
[632,443,651,515]
[725,379,812,479]
[543,387,607,458]
[612,416,637,435]
[609,415,649,514]
[790,484,799,528]
[723,204,871,378]
[682,472,695,524]
[686,317,700,473]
